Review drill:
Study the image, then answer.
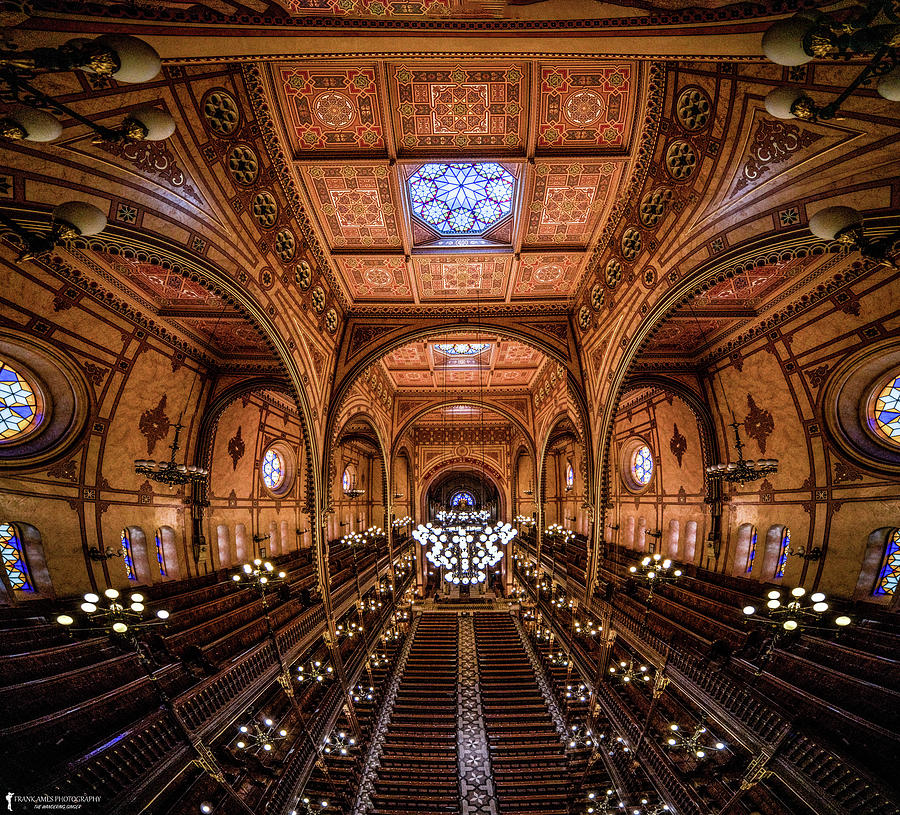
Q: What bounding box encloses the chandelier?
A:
[544,523,575,543]
[608,659,651,684]
[56,588,169,634]
[762,5,900,123]
[415,515,515,586]
[235,715,288,753]
[704,420,778,485]
[664,722,725,759]
[296,659,334,685]
[322,729,357,756]
[628,553,683,600]
[742,587,851,636]
[567,722,598,750]
[135,421,209,487]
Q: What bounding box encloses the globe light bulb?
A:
[112,622,128,633]
[105,589,120,599]
[84,593,100,603]
[57,614,74,626]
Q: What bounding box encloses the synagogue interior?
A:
[0,1,899,813]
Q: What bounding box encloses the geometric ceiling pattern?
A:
[263,59,640,309]
[382,335,545,391]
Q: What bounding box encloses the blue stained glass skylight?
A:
[407,163,515,236]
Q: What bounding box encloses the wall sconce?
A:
[88,545,122,562]
[647,530,663,539]
[788,545,822,561]
[252,533,271,544]
[807,206,900,266]
[296,528,308,537]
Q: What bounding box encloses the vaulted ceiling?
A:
[258,58,640,309]
[382,335,546,391]
[4,0,899,445]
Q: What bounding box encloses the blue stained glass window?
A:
[434,343,490,356]
[407,163,514,236]
[874,529,900,596]
[872,373,900,445]
[565,462,575,489]
[155,529,167,577]
[122,529,137,581]
[342,466,353,492]
[746,530,757,573]
[450,490,476,508]
[262,449,284,490]
[0,360,40,441]
[631,446,653,486]
[0,523,33,591]
[775,528,790,578]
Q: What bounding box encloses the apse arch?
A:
[331,411,390,528]
[416,459,508,523]
[592,233,842,525]
[324,322,591,515]
[389,399,536,463]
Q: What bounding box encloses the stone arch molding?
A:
[29,218,322,514]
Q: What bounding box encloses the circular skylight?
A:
[407,163,514,236]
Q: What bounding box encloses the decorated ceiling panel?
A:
[512,253,583,299]
[107,256,228,309]
[382,335,545,392]
[298,164,402,249]
[388,63,528,154]
[336,256,413,301]
[536,63,638,151]
[523,160,626,247]
[274,64,386,155]
[413,255,511,301]
[263,58,645,311]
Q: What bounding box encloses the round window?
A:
[620,437,654,493]
[0,359,43,442]
[631,445,654,485]
[262,448,285,490]
[0,330,91,470]
[869,371,900,447]
[260,442,295,497]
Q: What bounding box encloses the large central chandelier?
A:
[415,510,516,586]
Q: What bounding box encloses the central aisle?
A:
[365,611,569,815]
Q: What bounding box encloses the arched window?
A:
[154,529,167,578]
[774,528,790,579]
[0,523,33,591]
[746,528,758,573]
[342,465,355,493]
[565,461,575,491]
[121,529,137,581]
[874,529,900,596]
[450,490,476,508]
